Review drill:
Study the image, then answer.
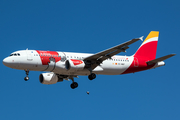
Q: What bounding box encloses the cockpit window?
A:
[9,53,20,56]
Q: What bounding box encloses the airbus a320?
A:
[3,31,175,89]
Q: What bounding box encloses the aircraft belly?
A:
[53,69,90,76]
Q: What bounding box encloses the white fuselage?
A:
[3,50,134,76]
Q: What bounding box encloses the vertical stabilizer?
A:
[134,31,159,60]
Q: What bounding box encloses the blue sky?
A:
[0,0,179,120]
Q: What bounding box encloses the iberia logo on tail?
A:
[134,31,159,60]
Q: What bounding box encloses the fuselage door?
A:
[58,52,66,62]
[134,57,139,67]
[26,50,33,61]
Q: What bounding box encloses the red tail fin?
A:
[134,31,159,60]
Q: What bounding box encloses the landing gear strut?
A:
[88,73,96,80]
[24,70,29,81]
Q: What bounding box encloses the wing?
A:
[83,37,143,70]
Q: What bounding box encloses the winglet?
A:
[139,36,144,41]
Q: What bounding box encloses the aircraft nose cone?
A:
[3,57,10,67]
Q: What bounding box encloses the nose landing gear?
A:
[24,70,29,81]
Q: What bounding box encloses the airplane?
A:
[3,31,175,89]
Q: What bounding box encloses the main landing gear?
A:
[70,77,78,89]
[88,73,96,80]
[24,70,29,81]
[71,82,78,89]
[70,73,96,89]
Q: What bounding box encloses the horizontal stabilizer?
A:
[147,54,176,65]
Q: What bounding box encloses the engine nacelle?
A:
[39,72,58,85]
[65,59,85,71]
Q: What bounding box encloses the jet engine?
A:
[65,59,85,71]
[39,72,58,85]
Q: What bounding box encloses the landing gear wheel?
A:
[88,75,93,80]
[24,76,29,81]
[70,82,78,89]
[88,73,96,80]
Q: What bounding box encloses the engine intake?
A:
[39,73,58,85]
